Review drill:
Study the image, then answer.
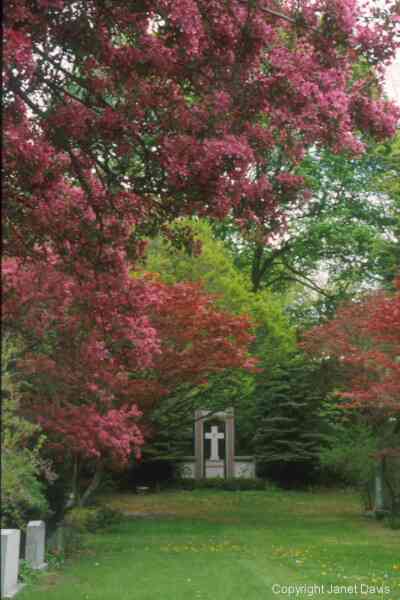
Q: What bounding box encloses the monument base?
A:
[32,562,48,571]
[205,460,225,478]
[2,583,25,599]
[177,456,256,479]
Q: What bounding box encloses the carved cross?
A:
[205,425,224,461]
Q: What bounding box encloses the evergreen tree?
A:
[254,354,330,486]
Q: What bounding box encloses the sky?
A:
[385,54,400,105]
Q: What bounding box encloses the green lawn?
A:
[20,489,400,600]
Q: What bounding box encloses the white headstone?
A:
[25,521,47,570]
[205,425,224,461]
[1,529,24,598]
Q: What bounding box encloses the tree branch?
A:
[238,1,317,31]
[35,47,89,91]
[282,261,334,299]
[8,76,45,117]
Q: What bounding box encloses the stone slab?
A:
[205,460,225,478]
[1,529,25,598]
[180,460,196,478]
[234,460,256,479]
[25,520,47,570]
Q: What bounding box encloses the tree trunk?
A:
[78,462,104,507]
[374,458,385,514]
[251,244,264,292]
[70,456,80,506]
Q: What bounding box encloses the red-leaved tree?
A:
[303,279,400,456]
[3,257,255,503]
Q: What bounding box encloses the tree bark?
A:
[374,458,385,513]
[78,462,104,507]
[71,456,80,506]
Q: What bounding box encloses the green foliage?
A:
[18,560,42,586]
[212,140,399,325]
[142,368,257,464]
[382,453,400,525]
[63,508,97,532]
[285,145,399,322]
[386,512,400,530]
[1,335,51,528]
[144,218,295,360]
[1,440,50,529]
[254,353,330,485]
[374,134,400,202]
[63,506,123,533]
[318,422,377,489]
[371,134,400,287]
[137,219,296,463]
[45,549,66,569]
[318,415,400,519]
[288,138,399,317]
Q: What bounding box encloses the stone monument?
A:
[195,408,235,479]
[1,529,24,598]
[179,408,255,479]
[25,521,47,570]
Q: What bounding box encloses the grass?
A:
[20,488,400,600]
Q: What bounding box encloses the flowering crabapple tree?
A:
[4,1,400,262]
[2,1,400,501]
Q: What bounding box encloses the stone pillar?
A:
[195,408,236,479]
[375,459,385,514]
[194,410,205,480]
[25,520,47,570]
[1,529,24,598]
[225,408,235,479]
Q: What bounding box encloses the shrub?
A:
[1,335,55,529]
[89,506,123,530]
[175,478,267,491]
[386,513,400,530]
[1,446,50,529]
[63,506,122,532]
[318,421,387,512]
[18,559,41,586]
[318,423,377,489]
